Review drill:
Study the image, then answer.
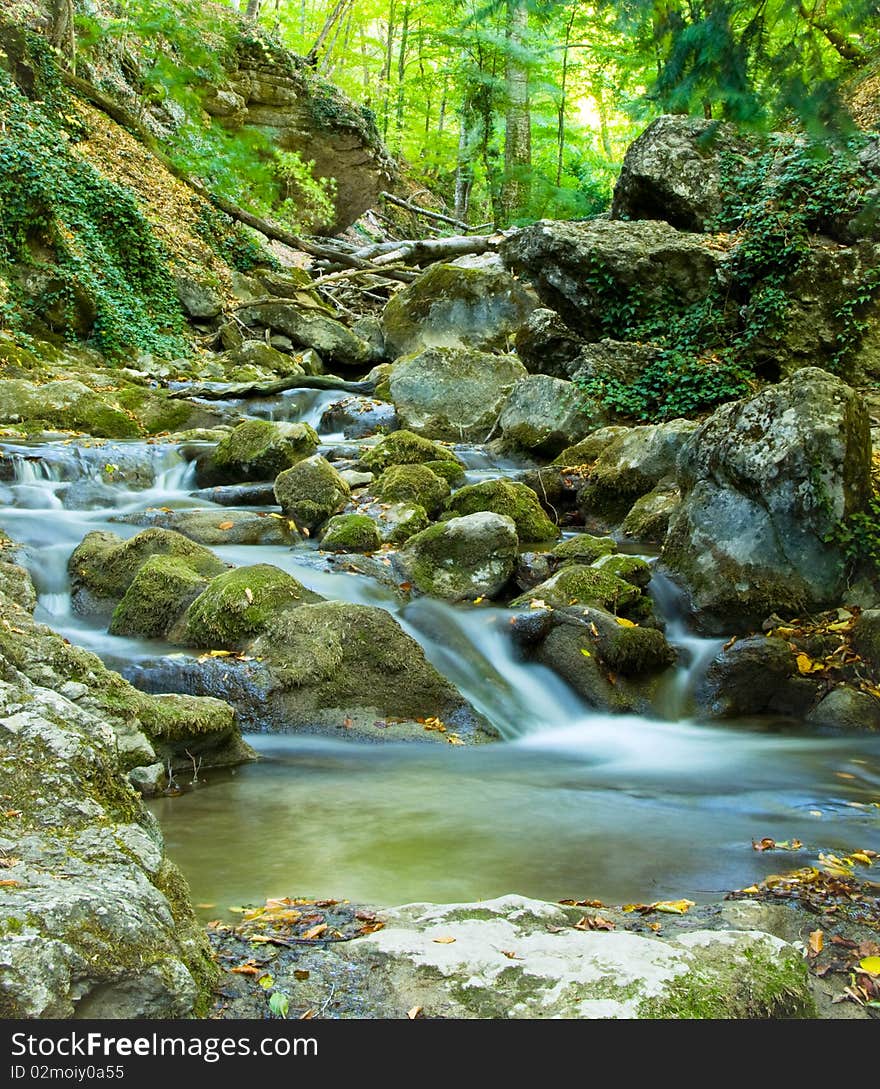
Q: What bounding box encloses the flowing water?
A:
[1,387,878,916]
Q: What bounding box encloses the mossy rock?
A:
[183,564,322,649]
[360,429,462,473]
[69,529,226,612]
[423,459,467,486]
[550,533,617,565]
[511,564,645,616]
[551,427,631,466]
[595,554,653,588]
[200,419,318,485]
[273,454,351,532]
[594,624,675,674]
[445,479,559,543]
[0,379,142,439]
[375,463,451,516]
[320,514,382,552]
[373,501,431,545]
[621,481,681,542]
[113,386,203,436]
[109,555,208,639]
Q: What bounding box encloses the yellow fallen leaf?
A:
[615,617,636,627]
[529,599,548,609]
[407,1006,423,1019]
[302,923,328,940]
[432,936,456,944]
[796,653,824,674]
[808,930,823,956]
[501,950,521,959]
[580,648,591,657]
[209,649,233,657]
[218,520,234,531]
[446,733,465,745]
[851,852,874,866]
[651,899,695,915]
[858,956,880,975]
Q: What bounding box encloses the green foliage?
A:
[193,207,276,273]
[578,134,880,419]
[832,495,880,574]
[0,55,186,358]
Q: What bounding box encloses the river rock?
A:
[320,396,398,438]
[190,482,278,507]
[320,514,382,552]
[621,481,682,543]
[500,219,721,339]
[568,339,663,387]
[663,369,872,632]
[360,429,463,473]
[851,610,880,671]
[196,419,318,486]
[251,601,490,735]
[389,347,527,442]
[109,555,209,639]
[112,508,299,547]
[381,262,536,357]
[375,463,451,516]
[695,636,816,718]
[0,379,140,439]
[510,564,650,621]
[68,529,227,618]
[806,688,880,731]
[553,427,632,467]
[393,513,518,601]
[514,307,585,377]
[445,479,559,543]
[174,273,223,319]
[549,533,617,565]
[0,678,217,1017]
[182,564,322,649]
[499,375,602,456]
[274,454,351,532]
[612,115,751,232]
[239,302,373,368]
[363,500,431,545]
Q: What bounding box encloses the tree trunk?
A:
[381,0,397,139]
[49,0,76,66]
[307,0,350,66]
[797,3,867,65]
[555,7,577,187]
[394,2,410,146]
[454,109,473,224]
[501,0,531,224]
[245,0,262,21]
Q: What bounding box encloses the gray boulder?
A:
[499,375,603,456]
[274,455,351,532]
[239,302,372,368]
[663,369,872,632]
[196,418,318,486]
[696,636,816,718]
[112,508,299,547]
[381,262,536,357]
[514,307,585,378]
[806,688,880,732]
[621,481,682,543]
[501,219,721,339]
[390,347,526,441]
[394,512,519,601]
[612,115,751,232]
[174,274,223,319]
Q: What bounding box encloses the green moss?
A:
[423,459,466,486]
[136,692,235,743]
[320,513,381,552]
[511,564,644,614]
[273,455,350,532]
[445,479,559,542]
[152,859,219,1016]
[551,533,617,564]
[361,429,462,473]
[209,419,318,482]
[1,916,23,935]
[596,554,653,588]
[183,563,319,648]
[114,386,195,436]
[109,555,208,639]
[375,463,450,516]
[597,625,675,673]
[382,502,430,545]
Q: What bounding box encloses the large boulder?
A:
[568,339,663,387]
[68,529,226,618]
[251,601,488,735]
[381,262,536,357]
[445,479,559,543]
[514,307,585,378]
[510,564,649,620]
[320,513,382,552]
[500,219,721,339]
[621,481,682,543]
[274,455,351,532]
[663,369,872,632]
[360,429,462,473]
[612,115,751,232]
[182,564,321,648]
[109,555,209,639]
[375,463,451,516]
[238,302,372,368]
[393,513,519,601]
[695,636,816,719]
[112,507,299,547]
[499,375,602,456]
[197,419,318,487]
[0,379,140,439]
[389,347,527,442]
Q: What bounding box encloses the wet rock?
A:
[510,564,649,620]
[596,554,653,589]
[393,513,519,601]
[320,513,382,552]
[0,379,140,439]
[224,340,304,377]
[360,429,463,473]
[381,262,536,357]
[514,551,553,592]
[501,219,721,339]
[389,347,526,442]
[612,115,751,232]
[696,636,815,718]
[622,481,682,543]
[553,427,631,467]
[69,529,226,618]
[0,560,36,612]
[375,463,450,516]
[239,302,372,368]
[182,564,321,649]
[174,273,223,319]
[0,679,217,1018]
[274,454,351,532]
[338,468,374,489]
[320,396,398,438]
[196,419,318,486]
[806,688,880,732]
[190,482,277,507]
[550,533,617,565]
[109,555,208,639]
[445,479,559,543]
[499,375,602,456]
[251,601,489,734]
[364,500,430,545]
[851,610,880,671]
[112,508,298,547]
[514,307,585,378]
[663,369,872,632]
[422,459,467,487]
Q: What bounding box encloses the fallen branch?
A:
[379,190,472,231]
[168,374,376,401]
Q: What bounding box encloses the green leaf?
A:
[268,990,290,1019]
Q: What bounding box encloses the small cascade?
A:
[247,388,347,432]
[649,570,722,718]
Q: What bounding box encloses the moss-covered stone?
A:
[394,512,519,601]
[621,481,681,542]
[109,555,208,639]
[511,564,645,615]
[200,419,318,485]
[274,454,350,532]
[551,427,631,466]
[320,513,382,552]
[69,529,226,613]
[550,533,617,565]
[375,463,450,516]
[0,379,142,438]
[374,501,431,545]
[596,553,653,588]
[423,459,467,486]
[361,429,462,473]
[445,479,559,543]
[183,563,321,648]
[595,623,675,674]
